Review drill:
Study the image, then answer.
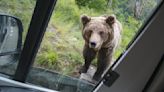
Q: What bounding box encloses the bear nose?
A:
[90,42,96,47]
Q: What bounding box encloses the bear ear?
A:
[105,15,116,26]
[81,14,91,26]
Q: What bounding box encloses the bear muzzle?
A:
[89,41,102,51]
[90,42,96,48]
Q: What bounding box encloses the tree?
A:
[134,0,142,19]
[134,0,157,20]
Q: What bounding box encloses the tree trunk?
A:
[134,0,143,19]
[107,0,113,7]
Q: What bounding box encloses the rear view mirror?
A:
[0,14,23,56]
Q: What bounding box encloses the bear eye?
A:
[88,30,92,34]
[99,31,104,35]
[86,30,92,37]
[89,30,92,33]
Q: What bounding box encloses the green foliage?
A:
[53,0,80,24]
[36,51,59,69]
[75,0,107,11]
[35,32,60,70]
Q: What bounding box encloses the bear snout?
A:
[90,42,96,48]
[89,41,102,50]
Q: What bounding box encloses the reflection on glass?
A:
[27,0,163,92]
[0,0,36,76]
[0,16,19,53]
[0,15,20,76]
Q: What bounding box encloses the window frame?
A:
[13,0,57,82]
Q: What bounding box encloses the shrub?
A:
[75,0,107,11]
[36,51,60,70]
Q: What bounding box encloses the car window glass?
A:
[26,0,162,92]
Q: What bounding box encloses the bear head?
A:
[81,14,116,50]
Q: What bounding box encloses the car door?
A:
[95,1,164,92]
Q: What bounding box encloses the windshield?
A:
[26,0,163,92]
[0,0,162,92]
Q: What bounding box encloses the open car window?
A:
[24,0,163,92]
[0,1,36,76]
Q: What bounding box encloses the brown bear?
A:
[79,14,122,81]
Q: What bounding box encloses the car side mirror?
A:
[0,14,23,56]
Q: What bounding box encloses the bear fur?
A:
[79,14,122,81]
